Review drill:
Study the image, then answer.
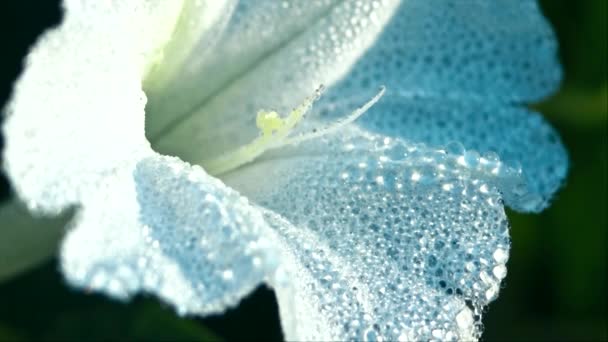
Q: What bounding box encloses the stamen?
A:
[202,85,385,176]
[283,86,385,146]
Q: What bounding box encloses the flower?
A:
[0,1,568,341]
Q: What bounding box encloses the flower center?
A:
[200,86,385,176]
[139,2,385,177]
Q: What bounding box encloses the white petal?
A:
[144,0,236,98]
[150,0,401,164]
[62,155,278,315]
[2,1,184,213]
[0,199,69,282]
[224,128,511,341]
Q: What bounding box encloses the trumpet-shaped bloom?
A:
[1,1,567,341]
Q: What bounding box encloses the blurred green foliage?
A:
[0,0,606,341]
[0,266,220,341]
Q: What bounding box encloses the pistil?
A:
[201,86,385,176]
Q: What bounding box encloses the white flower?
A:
[0,1,568,341]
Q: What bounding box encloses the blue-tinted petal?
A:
[61,155,277,315]
[304,0,566,211]
[225,128,511,340]
[313,94,568,212]
[360,96,568,212]
[329,0,561,103]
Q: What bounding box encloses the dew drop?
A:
[456,308,474,329]
[492,248,509,263]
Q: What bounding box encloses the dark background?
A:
[0,1,605,341]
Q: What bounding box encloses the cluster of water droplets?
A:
[61,155,278,316]
[293,0,567,216]
[320,0,561,104]
[224,129,514,341]
[362,96,568,212]
[309,92,567,213]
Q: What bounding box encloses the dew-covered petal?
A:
[317,95,568,212]
[224,128,511,341]
[305,0,566,211]
[0,199,70,282]
[143,0,236,99]
[151,0,561,166]
[145,0,332,137]
[306,0,566,212]
[2,1,185,213]
[62,155,277,315]
[330,0,561,103]
[264,210,481,342]
[150,0,401,164]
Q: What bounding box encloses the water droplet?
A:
[222,269,234,281]
[464,150,480,168]
[427,255,438,268]
[485,284,499,301]
[445,141,465,156]
[363,326,382,342]
[492,265,507,279]
[411,171,421,182]
[456,308,474,329]
[385,143,407,161]
[479,184,489,193]
[432,329,445,339]
[492,248,508,263]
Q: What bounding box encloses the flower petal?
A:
[151,0,561,166]
[307,0,567,212]
[145,0,315,136]
[224,128,511,340]
[143,0,237,100]
[62,155,277,315]
[265,212,479,341]
[150,0,401,163]
[362,96,568,212]
[301,0,567,212]
[316,94,568,212]
[330,0,562,103]
[2,1,184,213]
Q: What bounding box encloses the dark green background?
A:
[0,1,605,341]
